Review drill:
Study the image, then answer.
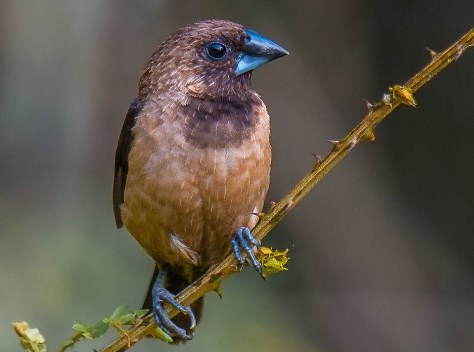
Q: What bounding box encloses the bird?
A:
[113,19,288,342]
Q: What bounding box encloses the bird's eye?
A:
[205,42,228,60]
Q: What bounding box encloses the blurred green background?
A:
[1,1,473,351]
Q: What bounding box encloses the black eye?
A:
[205,42,228,60]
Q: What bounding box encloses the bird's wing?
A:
[113,97,145,228]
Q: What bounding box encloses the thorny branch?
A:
[99,28,474,352]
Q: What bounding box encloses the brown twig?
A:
[98,28,474,352]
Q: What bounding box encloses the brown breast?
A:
[121,93,271,271]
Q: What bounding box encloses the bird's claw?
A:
[151,265,196,341]
[152,287,195,341]
[231,227,264,279]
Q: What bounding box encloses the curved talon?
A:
[152,266,196,341]
[231,227,264,279]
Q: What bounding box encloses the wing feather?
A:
[113,97,145,228]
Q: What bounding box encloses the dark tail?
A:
[143,266,204,338]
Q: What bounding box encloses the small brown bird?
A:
[113,19,288,341]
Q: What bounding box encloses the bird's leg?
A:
[152,265,196,341]
[231,227,264,279]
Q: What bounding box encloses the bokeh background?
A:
[1,1,473,351]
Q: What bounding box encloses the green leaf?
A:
[114,313,136,325]
[110,305,130,320]
[133,309,149,318]
[149,326,173,343]
[89,321,109,339]
[72,322,89,334]
[72,320,109,340]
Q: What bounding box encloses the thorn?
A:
[251,212,266,218]
[364,128,376,143]
[390,85,417,107]
[327,139,340,145]
[363,99,374,112]
[213,284,223,298]
[426,47,438,58]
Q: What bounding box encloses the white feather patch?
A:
[169,233,200,265]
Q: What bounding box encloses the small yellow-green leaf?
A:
[110,305,130,320]
[114,313,136,325]
[89,321,109,338]
[73,320,109,340]
[256,247,290,278]
[149,326,173,343]
[133,309,148,318]
[72,322,89,334]
[13,321,47,352]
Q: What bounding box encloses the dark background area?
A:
[1,1,473,351]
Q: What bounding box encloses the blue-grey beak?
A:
[236,29,289,75]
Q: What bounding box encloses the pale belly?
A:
[121,135,271,269]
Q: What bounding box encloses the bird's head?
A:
[140,19,288,100]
